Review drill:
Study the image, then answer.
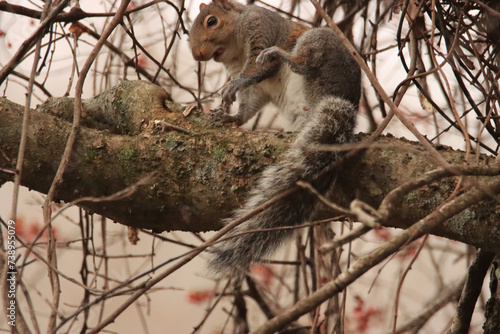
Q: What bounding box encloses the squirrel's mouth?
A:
[213,48,225,62]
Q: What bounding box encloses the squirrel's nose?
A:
[192,49,207,61]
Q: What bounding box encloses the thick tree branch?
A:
[0,81,284,233]
[0,81,499,253]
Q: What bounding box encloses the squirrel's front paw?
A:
[256,46,281,65]
[210,107,241,125]
[221,80,241,105]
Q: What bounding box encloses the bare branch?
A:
[449,249,496,334]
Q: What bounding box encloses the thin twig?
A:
[319,225,371,254]
[0,0,71,85]
[393,277,465,334]
[40,1,132,331]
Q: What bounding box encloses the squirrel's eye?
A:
[206,16,218,28]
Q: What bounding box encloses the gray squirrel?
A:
[189,0,361,279]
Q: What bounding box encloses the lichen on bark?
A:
[1,80,500,253]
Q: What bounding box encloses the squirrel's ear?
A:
[214,0,239,11]
[199,3,207,10]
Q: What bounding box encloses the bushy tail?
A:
[208,96,357,279]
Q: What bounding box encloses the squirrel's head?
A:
[189,0,243,63]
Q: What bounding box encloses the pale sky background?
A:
[0,0,489,333]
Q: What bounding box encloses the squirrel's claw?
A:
[221,78,244,105]
[210,107,242,125]
[221,82,237,104]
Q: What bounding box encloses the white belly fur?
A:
[258,66,307,131]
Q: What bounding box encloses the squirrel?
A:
[189,0,310,129]
[189,0,361,280]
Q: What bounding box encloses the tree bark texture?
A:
[1,81,499,253]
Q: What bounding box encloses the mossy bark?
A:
[1,80,499,254]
